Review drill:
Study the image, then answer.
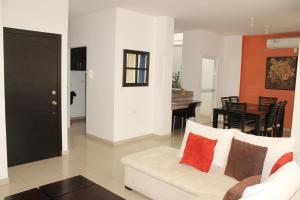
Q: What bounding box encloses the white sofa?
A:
[121,146,236,200]
[121,123,300,200]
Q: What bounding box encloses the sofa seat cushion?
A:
[191,194,220,200]
[291,190,300,200]
[121,146,238,198]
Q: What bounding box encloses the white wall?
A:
[173,45,182,73]
[0,0,8,182]
[218,35,242,101]
[291,43,300,153]
[69,8,174,143]
[70,71,86,118]
[0,0,69,180]
[113,9,174,141]
[113,9,156,141]
[181,31,243,119]
[69,9,116,141]
[181,30,224,117]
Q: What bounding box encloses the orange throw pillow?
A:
[270,152,293,175]
[180,133,217,172]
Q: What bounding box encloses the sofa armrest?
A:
[291,189,300,200]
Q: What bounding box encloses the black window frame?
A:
[122,49,150,87]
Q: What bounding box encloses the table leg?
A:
[255,116,260,136]
[213,109,218,128]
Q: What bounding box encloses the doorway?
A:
[4,28,62,166]
[70,47,86,128]
[199,58,216,124]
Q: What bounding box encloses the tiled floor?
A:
[0,119,290,199]
[198,115,213,125]
[0,121,183,199]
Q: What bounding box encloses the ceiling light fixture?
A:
[264,25,269,34]
[250,17,254,28]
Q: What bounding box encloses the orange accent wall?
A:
[240,32,300,128]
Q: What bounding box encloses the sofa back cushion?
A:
[223,175,261,200]
[241,161,300,200]
[225,138,267,181]
[234,131,295,180]
[179,120,234,168]
[180,133,217,172]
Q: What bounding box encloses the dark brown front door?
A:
[4,28,62,167]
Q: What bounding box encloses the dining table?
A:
[212,103,284,135]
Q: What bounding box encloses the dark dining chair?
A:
[229,96,239,103]
[172,109,186,136]
[172,103,198,136]
[221,97,230,108]
[221,97,230,128]
[273,101,287,137]
[185,102,198,120]
[260,103,280,137]
[259,96,278,109]
[226,102,250,132]
[247,96,278,126]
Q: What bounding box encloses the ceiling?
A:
[69,0,300,35]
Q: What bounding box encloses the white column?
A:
[291,44,300,153]
[0,0,9,182]
[152,16,174,135]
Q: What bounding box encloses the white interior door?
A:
[200,58,216,120]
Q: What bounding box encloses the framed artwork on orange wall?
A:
[265,56,298,90]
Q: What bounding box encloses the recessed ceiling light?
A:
[250,17,254,28]
[264,25,269,34]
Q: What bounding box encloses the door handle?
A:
[52,101,58,106]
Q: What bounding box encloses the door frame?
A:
[70,46,87,124]
[4,27,62,158]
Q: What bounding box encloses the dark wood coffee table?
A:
[39,175,95,198]
[5,175,125,200]
[5,189,51,200]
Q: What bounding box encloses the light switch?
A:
[88,69,94,79]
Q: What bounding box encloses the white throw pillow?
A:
[178,120,234,168]
[234,131,295,180]
[240,161,300,200]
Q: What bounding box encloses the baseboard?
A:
[86,133,157,146]
[114,134,154,145]
[86,134,114,145]
[71,117,86,121]
[152,134,172,139]
[61,150,69,156]
[0,177,9,185]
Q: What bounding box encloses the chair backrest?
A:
[275,101,287,125]
[259,96,278,106]
[274,100,287,137]
[221,97,230,109]
[229,96,239,103]
[185,102,198,118]
[226,102,247,131]
[264,103,279,130]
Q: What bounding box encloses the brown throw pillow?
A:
[225,138,268,181]
[223,175,261,200]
